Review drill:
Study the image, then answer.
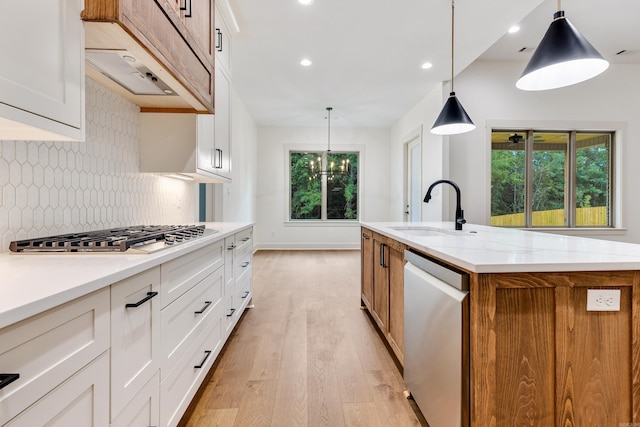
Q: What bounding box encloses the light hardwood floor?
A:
[183,250,424,427]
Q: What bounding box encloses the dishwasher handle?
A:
[404,250,468,291]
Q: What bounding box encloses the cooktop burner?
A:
[9,225,216,253]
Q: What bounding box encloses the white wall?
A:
[450,61,640,242]
[390,83,452,222]
[255,126,391,250]
[220,88,258,223]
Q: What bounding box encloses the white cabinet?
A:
[212,68,232,179]
[0,287,110,425]
[139,113,231,183]
[215,5,233,74]
[110,371,160,427]
[223,227,253,338]
[0,0,84,141]
[110,267,161,421]
[5,351,109,427]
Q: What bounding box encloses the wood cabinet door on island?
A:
[471,270,640,426]
[361,229,374,309]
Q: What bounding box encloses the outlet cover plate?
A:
[586,289,621,311]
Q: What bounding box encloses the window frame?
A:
[490,128,615,229]
[285,144,364,225]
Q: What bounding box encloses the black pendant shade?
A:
[516,11,609,91]
[431,0,475,136]
[431,92,475,135]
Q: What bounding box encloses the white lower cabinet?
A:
[110,371,160,427]
[0,287,110,426]
[110,267,161,421]
[0,226,253,427]
[161,319,222,427]
[5,351,109,427]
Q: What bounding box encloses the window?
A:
[491,130,613,228]
[289,151,359,221]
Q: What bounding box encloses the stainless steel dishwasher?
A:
[404,250,470,427]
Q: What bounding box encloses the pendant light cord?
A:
[326,107,332,152]
[450,0,455,93]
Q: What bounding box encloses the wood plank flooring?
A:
[182,250,425,427]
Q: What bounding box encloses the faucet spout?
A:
[424,179,466,230]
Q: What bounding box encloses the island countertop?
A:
[361,221,640,273]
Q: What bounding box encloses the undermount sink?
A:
[389,226,460,237]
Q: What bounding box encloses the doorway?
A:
[404,132,422,222]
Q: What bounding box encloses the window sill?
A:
[520,227,627,238]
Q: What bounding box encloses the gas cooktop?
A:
[9,225,216,254]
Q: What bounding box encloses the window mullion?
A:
[525,130,534,228]
[321,151,328,220]
[568,131,577,227]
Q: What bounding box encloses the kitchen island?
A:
[361,221,640,427]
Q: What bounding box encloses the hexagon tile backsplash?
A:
[0,78,198,253]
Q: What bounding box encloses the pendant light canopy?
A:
[431,0,475,136]
[516,5,609,91]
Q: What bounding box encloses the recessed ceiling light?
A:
[421,62,433,70]
[298,0,314,5]
[300,58,312,67]
[508,25,520,34]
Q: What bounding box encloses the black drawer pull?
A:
[227,244,236,250]
[194,350,212,369]
[0,373,19,389]
[194,301,212,314]
[226,308,236,317]
[242,291,250,299]
[125,291,158,308]
[240,237,250,242]
[241,261,250,268]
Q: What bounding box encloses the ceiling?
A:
[225,0,640,128]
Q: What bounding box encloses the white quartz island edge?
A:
[0,222,253,329]
[362,221,640,274]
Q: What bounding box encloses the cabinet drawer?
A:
[224,235,235,286]
[161,266,223,379]
[111,371,159,427]
[0,287,110,425]
[234,251,252,285]
[235,266,252,311]
[160,239,224,308]
[4,350,109,427]
[234,228,253,256]
[110,267,160,420]
[223,293,235,338]
[161,316,223,427]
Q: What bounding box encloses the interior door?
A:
[405,136,422,222]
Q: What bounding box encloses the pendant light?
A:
[516,1,609,91]
[308,107,350,178]
[431,0,475,136]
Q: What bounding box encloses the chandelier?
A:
[309,107,350,179]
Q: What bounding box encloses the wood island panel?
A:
[472,271,639,426]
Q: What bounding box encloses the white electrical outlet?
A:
[586,289,621,311]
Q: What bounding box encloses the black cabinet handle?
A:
[226,308,236,317]
[214,148,223,169]
[194,350,212,369]
[227,244,236,250]
[125,291,158,308]
[0,373,19,390]
[216,28,223,52]
[241,261,250,268]
[242,291,250,299]
[194,301,212,314]
[380,243,387,268]
[240,237,250,242]
[180,0,192,17]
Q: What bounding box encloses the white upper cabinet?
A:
[215,4,233,74]
[139,113,231,183]
[0,0,84,141]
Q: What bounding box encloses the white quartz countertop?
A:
[362,222,640,274]
[0,222,253,329]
